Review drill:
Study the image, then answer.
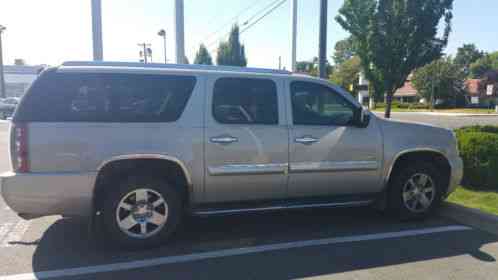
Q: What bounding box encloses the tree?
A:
[469,52,498,78]
[216,25,247,67]
[411,57,464,109]
[333,36,357,65]
[296,57,333,77]
[329,56,361,95]
[454,44,484,74]
[14,58,26,66]
[194,44,213,65]
[336,0,454,118]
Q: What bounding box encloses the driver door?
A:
[287,80,383,199]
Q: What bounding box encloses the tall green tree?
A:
[336,0,454,118]
[454,44,484,74]
[296,57,333,77]
[194,44,213,65]
[469,51,498,78]
[330,56,361,95]
[333,36,357,65]
[411,57,464,109]
[216,25,247,67]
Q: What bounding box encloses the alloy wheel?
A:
[115,188,169,239]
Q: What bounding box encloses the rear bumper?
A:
[446,156,464,197]
[0,171,96,219]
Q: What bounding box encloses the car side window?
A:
[212,77,278,125]
[15,72,196,122]
[291,81,356,126]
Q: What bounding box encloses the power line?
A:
[200,0,266,46]
[206,0,287,52]
[242,0,283,27]
[241,0,287,35]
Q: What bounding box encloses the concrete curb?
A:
[373,111,498,117]
[438,202,498,236]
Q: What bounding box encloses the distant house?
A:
[392,74,420,103]
[464,70,498,106]
[3,65,46,97]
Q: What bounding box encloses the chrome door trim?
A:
[208,163,288,176]
[290,160,378,173]
[193,200,373,216]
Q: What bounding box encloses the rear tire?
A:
[388,161,444,220]
[101,175,183,250]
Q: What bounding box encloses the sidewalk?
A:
[373,111,498,117]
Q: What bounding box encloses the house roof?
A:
[465,79,481,96]
[394,81,418,97]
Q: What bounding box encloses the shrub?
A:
[456,125,498,135]
[456,129,498,190]
[408,103,430,110]
[397,103,410,109]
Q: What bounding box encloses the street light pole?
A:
[91,0,104,61]
[0,25,6,99]
[290,0,297,72]
[174,0,185,64]
[158,29,167,63]
[318,0,328,79]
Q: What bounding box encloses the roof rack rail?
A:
[61,61,292,75]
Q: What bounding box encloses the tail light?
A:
[12,122,29,173]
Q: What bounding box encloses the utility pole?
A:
[318,0,328,79]
[0,25,6,99]
[174,0,185,64]
[91,0,104,61]
[158,29,167,63]
[290,0,297,72]
[138,43,151,64]
[278,56,282,70]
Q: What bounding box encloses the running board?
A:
[192,200,373,216]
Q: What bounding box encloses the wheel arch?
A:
[385,148,452,193]
[92,154,193,215]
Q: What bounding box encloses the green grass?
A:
[447,186,498,215]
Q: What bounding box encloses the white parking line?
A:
[0,220,31,247]
[0,225,472,280]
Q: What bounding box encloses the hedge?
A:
[455,126,498,190]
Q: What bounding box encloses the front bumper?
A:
[0,171,96,219]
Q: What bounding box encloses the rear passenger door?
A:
[203,75,288,203]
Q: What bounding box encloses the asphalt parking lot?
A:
[1,116,498,280]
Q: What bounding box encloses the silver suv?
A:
[1,61,463,249]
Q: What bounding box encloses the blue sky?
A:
[0,0,497,69]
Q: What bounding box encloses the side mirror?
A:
[354,107,370,128]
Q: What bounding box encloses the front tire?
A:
[101,175,183,250]
[388,161,444,220]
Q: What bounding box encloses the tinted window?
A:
[15,71,196,122]
[291,81,355,126]
[212,78,278,125]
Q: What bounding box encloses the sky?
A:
[0,0,497,69]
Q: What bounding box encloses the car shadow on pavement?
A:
[31,207,497,279]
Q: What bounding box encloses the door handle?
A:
[210,135,238,144]
[295,136,319,145]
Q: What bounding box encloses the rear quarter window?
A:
[14,71,197,122]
